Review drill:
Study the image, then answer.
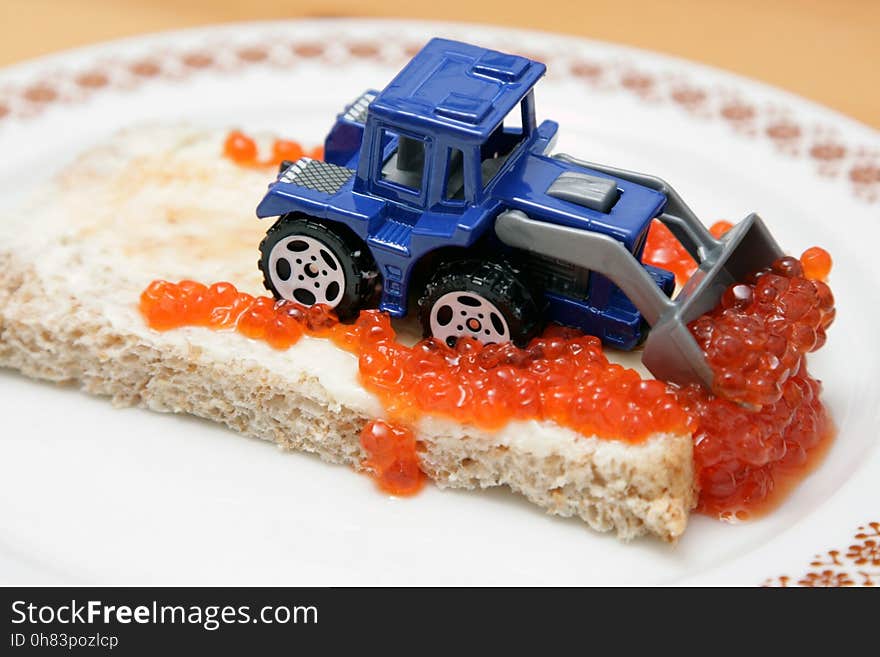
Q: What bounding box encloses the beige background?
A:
[1,0,878,128]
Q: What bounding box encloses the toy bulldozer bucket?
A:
[495,155,783,390]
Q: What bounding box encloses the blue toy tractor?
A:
[255,38,782,388]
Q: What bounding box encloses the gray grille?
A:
[342,91,376,124]
[279,158,354,195]
[522,251,591,299]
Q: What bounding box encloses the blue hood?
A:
[490,148,666,251]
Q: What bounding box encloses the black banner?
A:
[0,586,868,653]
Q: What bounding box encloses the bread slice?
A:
[0,124,696,542]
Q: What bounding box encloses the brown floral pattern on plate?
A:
[763,521,880,587]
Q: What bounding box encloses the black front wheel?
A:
[258,214,379,319]
[417,260,542,347]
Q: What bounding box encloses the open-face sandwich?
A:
[0,40,835,543]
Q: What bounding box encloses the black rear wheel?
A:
[417,260,542,347]
[258,214,379,319]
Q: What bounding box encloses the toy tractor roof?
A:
[370,38,546,142]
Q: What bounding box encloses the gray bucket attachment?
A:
[642,213,783,388]
[496,155,784,390]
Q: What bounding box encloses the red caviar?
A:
[272,139,304,163]
[140,280,692,443]
[709,220,734,237]
[360,420,425,495]
[679,367,833,519]
[140,281,693,443]
[139,245,836,519]
[643,219,733,285]
[351,315,692,441]
[683,253,835,517]
[223,130,258,164]
[689,256,835,408]
[800,246,833,281]
[222,129,323,167]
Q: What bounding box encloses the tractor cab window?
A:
[480,96,530,188]
[443,147,466,202]
[380,129,427,193]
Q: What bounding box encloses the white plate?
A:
[1,19,878,586]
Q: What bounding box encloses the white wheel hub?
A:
[429,291,510,346]
[267,234,346,308]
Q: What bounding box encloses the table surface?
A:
[0,0,878,129]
